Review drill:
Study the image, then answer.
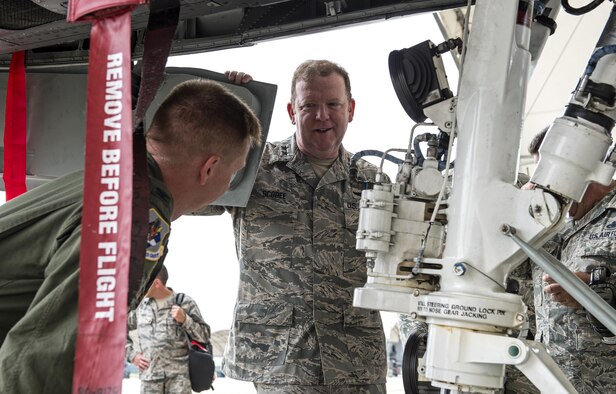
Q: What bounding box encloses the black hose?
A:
[584,44,616,75]
[561,0,604,15]
[413,132,452,171]
[349,149,404,181]
[350,150,405,166]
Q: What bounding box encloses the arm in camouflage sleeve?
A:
[190,205,226,216]
[180,295,211,344]
[125,308,139,363]
[545,256,615,309]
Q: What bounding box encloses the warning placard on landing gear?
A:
[417,300,507,321]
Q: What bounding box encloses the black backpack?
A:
[175,293,215,392]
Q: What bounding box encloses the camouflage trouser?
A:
[503,365,539,394]
[140,375,192,394]
[398,314,428,345]
[254,383,387,393]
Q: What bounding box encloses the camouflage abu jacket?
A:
[223,135,387,385]
[534,187,616,392]
[126,291,209,381]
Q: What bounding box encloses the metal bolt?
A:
[410,312,418,319]
[453,262,466,276]
[516,313,525,322]
[445,121,453,129]
[413,289,421,297]
[500,224,516,235]
[508,345,521,358]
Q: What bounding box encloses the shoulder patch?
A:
[145,208,170,261]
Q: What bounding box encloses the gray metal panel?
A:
[0,68,89,189]
[151,67,275,207]
[0,66,276,207]
[0,0,469,66]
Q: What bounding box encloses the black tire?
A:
[402,329,444,394]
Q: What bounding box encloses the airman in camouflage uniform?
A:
[127,266,210,394]
[222,61,387,393]
[503,236,561,394]
[223,135,387,392]
[0,79,261,393]
[534,184,616,392]
[500,135,550,393]
[502,172,556,394]
[398,315,427,347]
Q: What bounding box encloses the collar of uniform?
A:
[260,138,380,194]
[141,296,155,308]
[275,134,352,188]
[288,144,319,188]
[147,153,173,219]
[267,135,296,164]
[143,289,175,304]
[318,148,352,186]
[266,134,349,166]
[147,153,165,186]
[129,155,174,309]
[605,186,616,210]
[567,186,616,239]
[264,134,318,188]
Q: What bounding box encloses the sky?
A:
[0,11,456,337]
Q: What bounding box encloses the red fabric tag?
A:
[67,0,146,22]
[2,51,27,200]
[72,12,134,393]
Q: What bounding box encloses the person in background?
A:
[502,172,541,394]
[535,179,616,391]
[520,126,616,391]
[219,61,388,393]
[500,126,558,394]
[526,127,548,164]
[523,126,561,348]
[0,79,261,393]
[127,265,210,394]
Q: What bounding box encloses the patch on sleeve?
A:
[146,208,170,261]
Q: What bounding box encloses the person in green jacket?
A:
[0,79,261,393]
